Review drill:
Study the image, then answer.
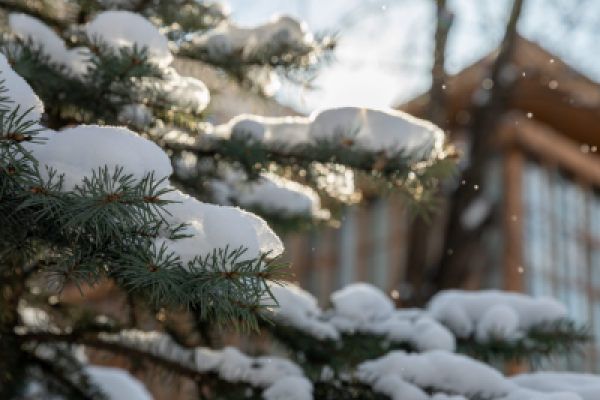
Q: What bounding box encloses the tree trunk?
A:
[404,0,525,306]
[433,0,524,293]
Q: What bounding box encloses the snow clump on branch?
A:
[157,189,284,266]
[132,68,211,114]
[99,329,309,397]
[8,12,210,115]
[8,13,91,78]
[357,350,591,400]
[262,283,455,352]
[87,11,173,68]
[511,373,600,400]
[194,14,313,59]
[427,290,568,341]
[208,107,444,157]
[0,53,44,121]
[210,169,327,219]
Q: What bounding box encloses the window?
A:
[367,198,389,288]
[522,162,599,371]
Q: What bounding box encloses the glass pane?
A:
[522,163,597,371]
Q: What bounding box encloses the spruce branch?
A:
[20,331,209,382]
[457,319,593,368]
[158,133,457,214]
[19,329,288,398]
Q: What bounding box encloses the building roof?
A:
[398,36,600,151]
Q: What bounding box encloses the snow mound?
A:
[0,53,44,121]
[370,374,429,400]
[25,366,153,400]
[263,376,313,400]
[230,117,267,141]
[413,316,456,352]
[357,350,514,400]
[264,283,339,340]
[210,169,325,217]
[214,114,311,147]
[504,389,583,400]
[309,107,444,154]
[208,107,444,157]
[427,290,568,340]
[99,330,305,392]
[236,173,323,216]
[159,189,284,266]
[30,125,172,192]
[135,68,210,113]
[375,315,455,352]
[86,366,153,400]
[511,372,600,400]
[219,347,304,386]
[194,14,312,57]
[263,283,454,351]
[8,13,91,78]
[167,74,211,113]
[87,11,172,68]
[330,283,395,332]
[475,304,520,342]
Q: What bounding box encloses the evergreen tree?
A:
[0,1,594,400]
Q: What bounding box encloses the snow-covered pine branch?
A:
[0,53,285,326]
[1,6,456,228]
[260,283,589,370]
[160,107,457,221]
[15,287,596,400]
[4,1,334,97]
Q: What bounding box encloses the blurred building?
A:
[283,36,600,372]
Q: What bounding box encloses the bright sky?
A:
[222,0,600,114]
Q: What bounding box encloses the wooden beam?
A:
[498,113,600,188]
[503,145,525,293]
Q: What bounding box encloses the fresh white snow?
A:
[159,188,284,266]
[265,283,340,340]
[511,373,600,400]
[309,107,444,154]
[132,67,210,113]
[330,282,395,331]
[0,53,44,121]
[206,106,444,157]
[29,125,173,192]
[8,13,91,78]
[210,169,326,218]
[194,14,313,58]
[87,11,173,68]
[357,350,514,400]
[427,290,568,340]
[99,329,306,394]
[262,376,313,400]
[263,283,456,352]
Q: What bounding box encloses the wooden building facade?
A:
[282,37,600,372]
